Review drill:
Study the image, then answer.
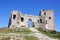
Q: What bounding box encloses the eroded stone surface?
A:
[8,10,55,31]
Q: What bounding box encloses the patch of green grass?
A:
[0,28,32,34]
[24,36,39,40]
[1,37,10,40]
[15,28,32,34]
[36,27,60,39]
[16,39,20,40]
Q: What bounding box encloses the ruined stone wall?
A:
[8,10,55,31]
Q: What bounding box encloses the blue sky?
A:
[0,0,60,32]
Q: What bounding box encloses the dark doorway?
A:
[13,15,16,19]
[21,17,24,22]
[28,19,34,28]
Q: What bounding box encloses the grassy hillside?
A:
[0,27,60,40]
[1,37,10,40]
[0,28,39,40]
[0,36,39,40]
[36,27,60,39]
[24,35,39,40]
[0,27,32,34]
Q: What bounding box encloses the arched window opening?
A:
[28,19,34,27]
[21,17,24,22]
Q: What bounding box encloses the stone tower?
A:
[8,10,20,28]
[40,10,55,30]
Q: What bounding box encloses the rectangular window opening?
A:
[40,19,42,23]
[21,17,24,22]
[13,15,16,19]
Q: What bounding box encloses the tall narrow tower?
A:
[8,10,20,28]
[40,10,55,31]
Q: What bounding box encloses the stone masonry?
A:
[8,10,55,31]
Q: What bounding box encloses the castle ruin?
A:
[8,10,55,31]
